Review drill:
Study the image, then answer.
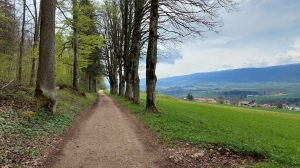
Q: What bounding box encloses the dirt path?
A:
[44,91,162,168]
[41,91,261,168]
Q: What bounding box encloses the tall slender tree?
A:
[122,0,134,99]
[131,0,146,104]
[80,0,104,92]
[144,0,239,112]
[72,0,79,91]
[29,0,41,86]
[100,0,123,95]
[145,0,159,112]
[18,0,26,84]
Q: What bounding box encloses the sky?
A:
[139,0,300,79]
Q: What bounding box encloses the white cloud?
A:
[155,47,266,78]
[285,37,300,62]
[137,0,300,80]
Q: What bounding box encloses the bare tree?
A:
[99,0,126,95]
[35,0,58,113]
[122,0,134,99]
[144,0,239,112]
[100,1,120,94]
[145,0,159,112]
[158,0,239,44]
[18,0,26,84]
[131,0,146,104]
[97,0,238,110]
[29,0,41,86]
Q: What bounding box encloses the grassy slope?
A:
[0,89,97,166]
[106,91,300,167]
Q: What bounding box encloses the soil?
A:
[41,91,163,168]
[40,91,263,168]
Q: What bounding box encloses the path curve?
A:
[46,91,162,168]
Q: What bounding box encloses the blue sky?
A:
[139,0,300,79]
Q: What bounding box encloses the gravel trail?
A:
[46,91,161,168]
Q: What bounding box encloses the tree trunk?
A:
[109,72,118,95]
[118,61,125,96]
[72,0,79,91]
[93,79,96,92]
[131,0,145,104]
[30,0,41,86]
[125,73,133,98]
[35,0,58,114]
[123,0,133,99]
[18,0,26,84]
[104,41,118,95]
[145,0,159,112]
[85,71,90,92]
[133,75,140,104]
[89,75,92,92]
[112,63,118,94]
[118,3,125,97]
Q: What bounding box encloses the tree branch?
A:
[1,79,15,90]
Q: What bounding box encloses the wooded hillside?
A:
[147,64,300,87]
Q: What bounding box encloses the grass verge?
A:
[105,91,300,167]
[0,88,97,167]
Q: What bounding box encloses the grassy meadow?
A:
[106,91,300,167]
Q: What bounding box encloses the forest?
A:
[217,90,261,99]
[0,0,238,113]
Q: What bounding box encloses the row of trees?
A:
[0,0,239,113]
[259,97,300,106]
[215,90,260,99]
[187,94,194,101]
[101,0,239,112]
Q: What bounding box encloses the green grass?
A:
[106,91,300,167]
[0,89,97,166]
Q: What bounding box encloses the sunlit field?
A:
[106,91,300,167]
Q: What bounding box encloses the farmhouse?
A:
[239,101,251,106]
[207,98,217,103]
[194,98,217,103]
[251,103,258,107]
[194,98,206,102]
[282,104,289,110]
[262,104,269,108]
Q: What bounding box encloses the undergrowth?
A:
[0,88,97,167]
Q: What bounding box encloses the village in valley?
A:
[184,93,300,111]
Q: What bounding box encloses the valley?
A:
[140,64,300,108]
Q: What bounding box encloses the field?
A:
[107,91,300,167]
[156,82,300,104]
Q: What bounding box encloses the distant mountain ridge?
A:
[142,64,300,87]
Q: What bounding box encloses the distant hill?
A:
[141,64,300,87]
